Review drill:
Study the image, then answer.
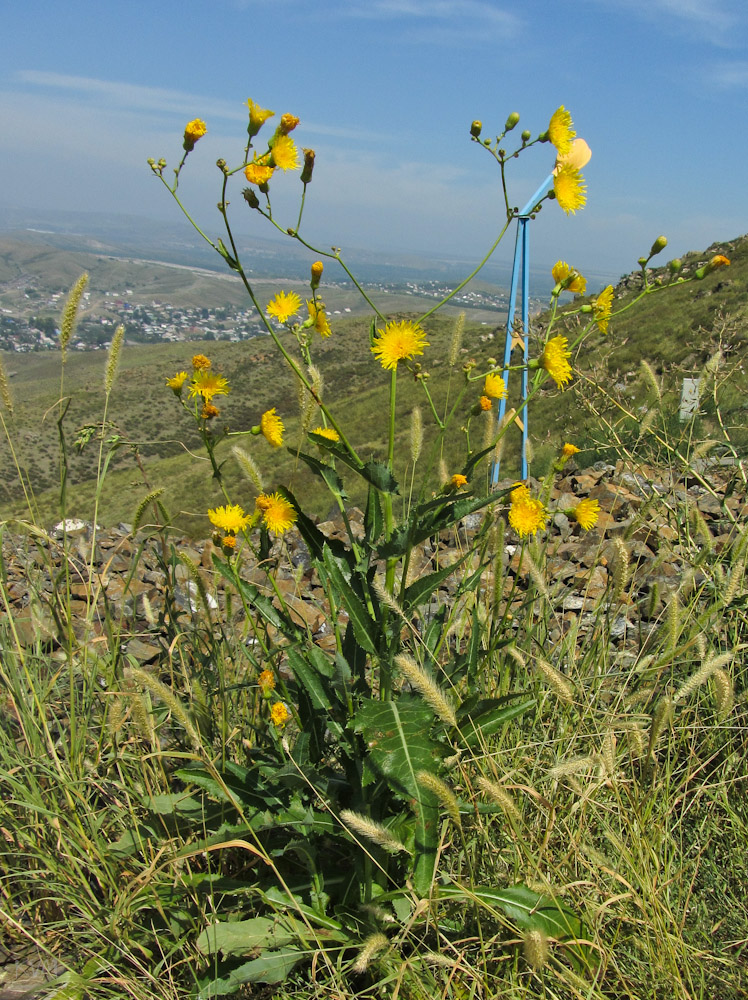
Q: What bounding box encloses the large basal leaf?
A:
[439,882,588,943]
[196,949,304,997]
[197,916,300,956]
[353,697,444,895]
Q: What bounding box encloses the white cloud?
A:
[581,0,744,44]
[707,60,748,88]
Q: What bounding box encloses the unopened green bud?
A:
[301,148,315,184]
[521,130,531,142]
[638,257,648,268]
[580,304,593,314]
[242,187,260,209]
[216,158,228,174]
[470,120,483,138]
[650,235,668,257]
[668,258,682,274]
[504,112,520,132]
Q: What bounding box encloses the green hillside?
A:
[2,233,746,535]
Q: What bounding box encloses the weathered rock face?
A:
[1,461,744,659]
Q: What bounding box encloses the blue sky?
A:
[1,0,747,287]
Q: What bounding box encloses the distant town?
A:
[0,277,519,353]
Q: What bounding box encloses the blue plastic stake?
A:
[490,172,554,488]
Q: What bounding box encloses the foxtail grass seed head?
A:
[547,756,595,781]
[523,928,549,971]
[131,488,165,536]
[60,272,89,362]
[104,325,125,394]
[600,731,617,778]
[623,724,647,759]
[340,810,411,855]
[637,407,658,440]
[232,445,264,493]
[438,457,449,487]
[723,557,745,607]
[712,667,734,719]
[372,576,408,623]
[394,653,457,728]
[0,354,14,414]
[640,359,661,401]
[448,312,465,366]
[352,933,390,975]
[611,537,630,603]
[646,581,661,620]
[523,550,551,604]
[674,660,720,704]
[665,593,681,650]
[417,771,461,828]
[141,593,157,627]
[535,657,575,703]
[107,696,127,740]
[410,406,423,464]
[648,695,673,758]
[477,777,522,826]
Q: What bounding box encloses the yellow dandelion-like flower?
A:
[450,474,468,489]
[267,290,302,324]
[551,260,587,294]
[508,484,548,538]
[189,370,230,401]
[483,372,507,399]
[192,354,211,371]
[593,285,614,334]
[540,336,573,389]
[271,134,299,171]
[553,165,587,215]
[310,260,324,285]
[371,320,429,371]
[165,371,188,393]
[307,299,331,337]
[221,534,236,549]
[256,492,297,534]
[710,254,730,268]
[247,99,274,135]
[561,442,580,461]
[572,498,600,531]
[201,401,220,420]
[479,395,492,411]
[311,426,340,442]
[183,118,207,143]
[548,106,576,156]
[279,113,300,135]
[270,701,290,727]
[260,408,284,448]
[208,503,252,534]
[258,669,276,694]
[244,158,275,186]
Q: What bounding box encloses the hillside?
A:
[1,232,746,535]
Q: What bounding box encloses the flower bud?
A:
[504,112,520,132]
[638,257,648,268]
[470,120,483,138]
[649,235,668,257]
[242,187,260,209]
[521,130,531,142]
[183,118,207,152]
[301,148,315,184]
[279,113,300,135]
[668,258,682,273]
[695,254,730,279]
[216,158,228,174]
[310,260,324,290]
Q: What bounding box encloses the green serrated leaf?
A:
[402,554,469,612]
[353,697,444,895]
[458,697,534,747]
[364,484,384,547]
[362,459,399,495]
[321,546,378,655]
[294,448,349,501]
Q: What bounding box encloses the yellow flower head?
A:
[208,503,251,534]
[483,372,507,399]
[311,426,340,442]
[593,285,614,334]
[572,497,600,531]
[508,484,548,538]
[183,119,207,148]
[479,395,492,411]
[548,106,576,156]
[189,370,230,401]
[540,336,573,389]
[553,165,587,215]
[371,320,429,371]
[244,158,275,186]
[256,492,297,534]
[192,354,211,371]
[165,370,188,394]
[247,99,274,135]
[270,134,299,172]
[258,669,276,694]
[561,442,581,461]
[279,113,300,135]
[201,401,220,420]
[450,473,468,489]
[710,254,730,269]
[260,408,284,448]
[551,260,587,294]
[270,701,290,727]
[221,534,236,549]
[310,260,324,286]
[307,299,331,337]
[267,290,302,324]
